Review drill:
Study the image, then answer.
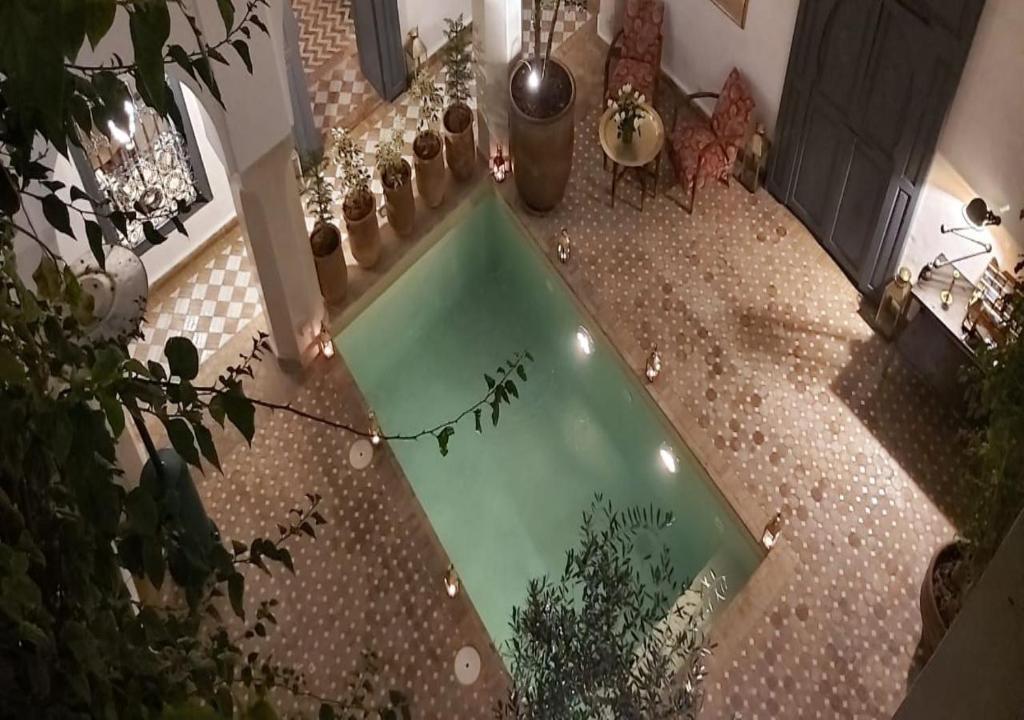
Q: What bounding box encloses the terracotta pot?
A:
[919,541,962,659]
[383,160,415,237]
[443,103,476,181]
[310,222,347,303]
[509,59,577,213]
[343,190,381,269]
[414,131,446,208]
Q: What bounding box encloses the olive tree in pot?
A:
[497,496,724,719]
[300,151,347,303]
[442,15,476,182]
[375,131,416,237]
[509,0,586,213]
[410,70,447,208]
[331,127,381,269]
[920,256,1024,658]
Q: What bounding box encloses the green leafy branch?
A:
[146,332,534,463]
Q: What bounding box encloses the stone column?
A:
[472,0,523,156]
[233,138,325,369]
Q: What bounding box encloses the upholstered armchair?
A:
[603,0,665,104]
[667,68,755,213]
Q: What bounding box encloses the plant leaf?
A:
[164,337,199,380]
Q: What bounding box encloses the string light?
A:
[368,411,382,446]
[527,70,540,90]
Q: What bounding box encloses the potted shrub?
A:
[919,257,1024,657]
[441,15,475,182]
[375,130,415,237]
[331,127,381,269]
[410,69,447,208]
[509,0,585,213]
[299,151,347,303]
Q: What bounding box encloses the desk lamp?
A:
[920,197,1001,281]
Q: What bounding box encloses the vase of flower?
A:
[609,84,648,146]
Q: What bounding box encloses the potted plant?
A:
[410,69,447,208]
[608,83,648,145]
[300,151,347,303]
[375,130,415,237]
[442,15,475,182]
[509,0,585,213]
[919,257,1024,657]
[331,127,381,269]
[496,496,722,719]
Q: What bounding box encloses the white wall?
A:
[398,0,473,57]
[598,0,800,135]
[901,0,1023,283]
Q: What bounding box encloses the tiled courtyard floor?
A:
[176,11,971,720]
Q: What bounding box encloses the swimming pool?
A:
[338,192,761,649]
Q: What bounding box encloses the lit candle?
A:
[761,512,783,550]
[645,346,662,383]
[443,564,461,598]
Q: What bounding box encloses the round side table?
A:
[598,103,665,211]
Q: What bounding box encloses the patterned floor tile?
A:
[169,11,966,720]
[132,229,263,366]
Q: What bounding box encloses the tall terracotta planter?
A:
[343,189,381,269]
[414,131,446,208]
[383,159,415,237]
[310,222,347,303]
[919,541,964,660]
[443,102,475,181]
[509,59,577,213]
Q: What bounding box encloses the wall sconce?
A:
[761,512,783,550]
[923,197,1001,279]
[443,564,461,598]
[318,325,335,358]
[644,345,662,383]
[368,411,382,446]
[491,144,509,183]
[556,228,571,264]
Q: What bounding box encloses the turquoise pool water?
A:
[338,192,761,649]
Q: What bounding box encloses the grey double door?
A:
[768,0,985,298]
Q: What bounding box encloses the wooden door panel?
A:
[857,5,927,156]
[790,103,851,241]
[831,147,890,277]
[816,0,881,112]
[902,0,976,39]
[768,0,985,297]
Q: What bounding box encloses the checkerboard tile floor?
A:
[522,0,590,58]
[292,0,354,73]
[131,230,263,367]
[309,51,380,133]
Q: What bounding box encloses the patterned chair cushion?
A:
[669,121,731,190]
[607,58,657,101]
[621,0,665,65]
[711,68,756,148]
